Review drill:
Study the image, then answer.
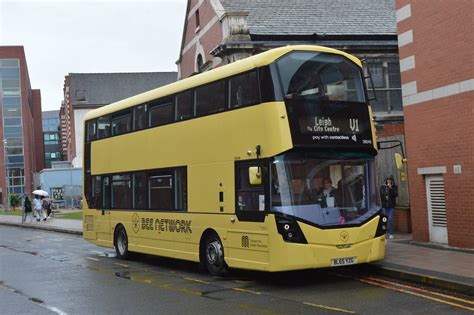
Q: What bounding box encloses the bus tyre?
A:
[204,233,228,276]
[115,225,129,260]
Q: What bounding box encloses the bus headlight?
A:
[275,215,307,244]
[375,212,388,237]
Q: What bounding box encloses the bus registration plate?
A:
[331,257,356,266]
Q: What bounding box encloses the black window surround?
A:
[84,67,277,141]
[86,167,187,212]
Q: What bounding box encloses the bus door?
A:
[227,162,270,266]
[96,176,111,243]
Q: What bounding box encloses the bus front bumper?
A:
[267,235,386,272]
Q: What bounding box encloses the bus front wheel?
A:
[114,225,129,259]
[204,233,228,276]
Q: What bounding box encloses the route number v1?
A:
[350,119,359,132]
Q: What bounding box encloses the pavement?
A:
[370,233,473,296]
[0,210,83,235]
[0,212,472,296]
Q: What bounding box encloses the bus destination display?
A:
[287,101,374,149]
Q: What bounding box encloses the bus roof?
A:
[84,45,362,120]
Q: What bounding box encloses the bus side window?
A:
[102,176,111,209]
[258,66,277,103]
[196,80,226,116]
[97,116,111,139]
[86,119,96,142]
[149,98,175,127]
[147,168,186,211]
[133,104,147,131]
[91,176,102,209]
[176,90,193,121]
[229,70,259,108]
[111,174,132,209]
[133,172,147,209]
[149,174,174,210]
[111,111,132,136]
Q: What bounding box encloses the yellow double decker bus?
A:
[83,45,387,275]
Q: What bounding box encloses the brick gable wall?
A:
[396,0,474,248]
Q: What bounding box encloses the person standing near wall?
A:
[380,176,398,239]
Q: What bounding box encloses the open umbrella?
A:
[32,190,49,197]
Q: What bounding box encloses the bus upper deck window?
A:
[97,116,111,139]
[176,91,193,121]
[149,99,175,127]
[276,51,365,103]
[133,104,147,131]
[111,112,132,136]
[86,120,96,142]
[229,71,258,108]
[196,80,225,116]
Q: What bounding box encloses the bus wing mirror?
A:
[394,153,407,170]
[249,167,262,185]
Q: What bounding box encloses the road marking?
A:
[232,287,262,295]
[303,302,355,314]
[362,276,474,305]
[113,262,129,268]
[184,277,210,284]
[359,278,474,311]
[233,280,255,284]
[44,305,68,315]
[0,282,68,315]
[85,257,99,261]
[159,283,202,296]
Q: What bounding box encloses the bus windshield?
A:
[271,152,380,227]
[276,51,365,103]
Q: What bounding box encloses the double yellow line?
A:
[359,276,474,311]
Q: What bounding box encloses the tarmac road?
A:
[0,225,472,314]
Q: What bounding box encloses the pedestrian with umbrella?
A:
[32,190,48,222]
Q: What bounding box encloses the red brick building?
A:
[177,0,411,231]
[396,0,473,248]
[0,46,44,206]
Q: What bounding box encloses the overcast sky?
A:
[0,0,187,111]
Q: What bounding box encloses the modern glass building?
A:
[42,110,62,168]
[1,58,25,198]
[0,47,43,206]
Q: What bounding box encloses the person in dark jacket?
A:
[380,176,398,238]
[22,196,33,223]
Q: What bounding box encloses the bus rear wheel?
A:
[204,233,228,276]
[115,225,129,259]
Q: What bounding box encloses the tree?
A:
[9,194,21,210]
